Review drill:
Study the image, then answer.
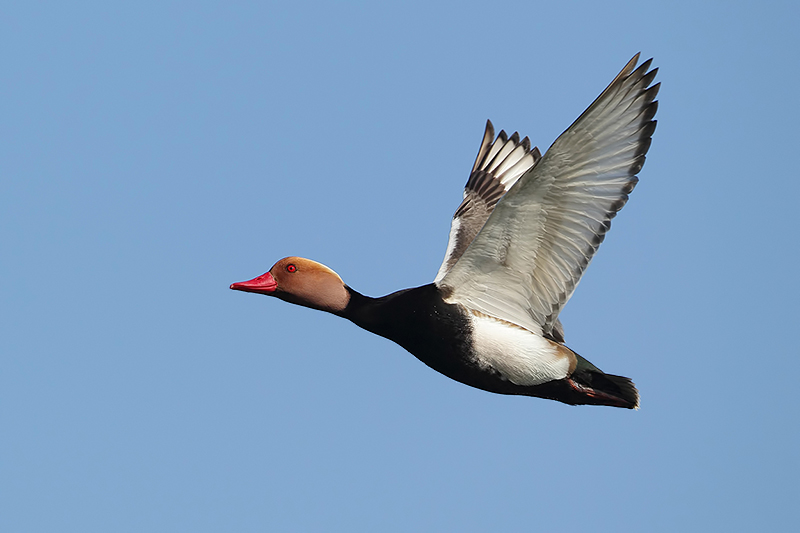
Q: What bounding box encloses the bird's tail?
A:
[565,355,640,409]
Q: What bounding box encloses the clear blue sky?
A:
[2,1,798,531]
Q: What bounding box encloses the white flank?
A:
[469,313,570,386]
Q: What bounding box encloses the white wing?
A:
[438,54,659,338]
[434,121,541,283]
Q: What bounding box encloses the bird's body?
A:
[232,55,659,408]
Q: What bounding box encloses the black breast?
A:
[340,284,479,383]
[340,283,516,392]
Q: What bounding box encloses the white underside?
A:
[469,312,570,386]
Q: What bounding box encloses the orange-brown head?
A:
[230,257,350,313]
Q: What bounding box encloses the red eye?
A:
[286,264,297,273]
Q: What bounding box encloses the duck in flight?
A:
[231,54,659,408]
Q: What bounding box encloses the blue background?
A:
[2,1,798,531]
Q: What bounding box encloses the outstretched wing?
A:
[438,54,659,338]
[434,120,541,283]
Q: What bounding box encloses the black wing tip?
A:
[470,119,539,189]
[641,69,659,92]
[622,176,639,195]
[635,134,653,159]
[641,100,659,124]
[629,154,646,175]
[617,55,659,98]
[632,57,653,77]
[609,191,633,213]
[611,53,652,88]
[566,53,659,139]
[619,53,641,79]
[627,60,660,175]
[471,120,497,174]
[630,112,658,171]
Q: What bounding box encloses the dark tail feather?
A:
[564,356,640,409]
[605,374,640,408]
[592,373,639,409]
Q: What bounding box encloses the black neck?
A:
[337,284,437,343]
[337,287,394,337]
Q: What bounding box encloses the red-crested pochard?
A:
[232,54,658,408]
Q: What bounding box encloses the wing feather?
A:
[438,54,659,337]
[434,120,541,283]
